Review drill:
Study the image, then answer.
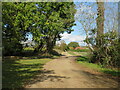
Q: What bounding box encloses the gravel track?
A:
[25,52,118,88]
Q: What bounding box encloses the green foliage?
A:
[54,40,69,51]
[77,56,101,69]
[77,56,89,62]
[3,39,23,55]
[33,2,76,53]
[2,2,43,55]
[68,42,79,48]
[89,31,119,68]
[2,2,76,55]
[84,28,119,68]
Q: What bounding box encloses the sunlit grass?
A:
[23,47,34,51]
[78,61,101,70]
[69,49,90,52]
[67,51,76,55]
[23,47,34,53]
[18,59,50,64]
[3,58,52,88]
[77,56,120,76]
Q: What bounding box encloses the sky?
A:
[27,1,118,46]
[60,1,118,46]
[60,2,96,46]
[60,21,87,46]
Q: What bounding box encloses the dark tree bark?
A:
[34,41,44,53]
[92,2,105,63]
[96,2,105,46]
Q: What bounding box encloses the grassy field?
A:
[3,58,52,88]
[76,56,120,77]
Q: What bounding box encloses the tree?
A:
[68,42,79,49]
[96,2,105,47]
[54,40,68,51]
[60,40,69,51]
[75,2,104,54]
[33,2,76,53]
[90,1,105,63]
[3,2,76,55]
[2,2,44,55]
[76,2,119,67]
[75,2,97,52]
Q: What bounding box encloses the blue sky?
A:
[60,20,87,46]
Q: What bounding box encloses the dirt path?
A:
[25,53,118,88]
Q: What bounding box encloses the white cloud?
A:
[60,32,86,46]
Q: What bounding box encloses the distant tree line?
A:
[54,41,83,51]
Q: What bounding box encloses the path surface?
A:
[25,52,118,88]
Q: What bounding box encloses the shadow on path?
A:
[26,69,70,86]
[2,58,70,89]
[72,69,118,87]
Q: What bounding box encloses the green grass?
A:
[67,50,88,56]
[3,58,52,88]
[23,47,34,51]
[76,56,120,77]
[78,52,88,56]
[69,49,90,52]
[67,51,76,55]
[23,47,34,53]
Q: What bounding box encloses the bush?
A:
[3,41,23,56]
[90,31,119,68]
[76,56,89,62]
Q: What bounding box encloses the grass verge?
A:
[67,51,76,55]
[76,56,120,77]
[3,58,52,88]
[69,49,90,52]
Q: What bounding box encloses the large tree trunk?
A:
[34,41,44,53]
[45,37,56,54]
[93,1,105,63]
[96,2,105,46]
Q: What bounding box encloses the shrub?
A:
[90,31,119,68]
[76,56,90,62]
[3,41,23,56]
